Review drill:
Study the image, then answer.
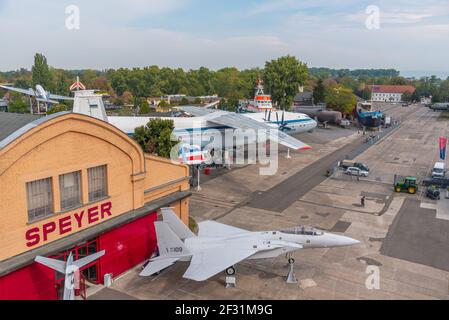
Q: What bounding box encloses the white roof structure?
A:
[72,90,108,122]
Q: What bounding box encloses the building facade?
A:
[0,112,191,300]
[368,85,416,103]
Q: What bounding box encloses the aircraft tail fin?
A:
[155,221,191,257]
[72,250,106,269]
[35,256,67,274]
[161,208,196,240]
[139,222,191,277]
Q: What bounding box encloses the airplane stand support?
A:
[225,266,236,288]
[286,148,292,159]
[286,256,298,284]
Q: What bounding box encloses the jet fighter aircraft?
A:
[35,250,105,300]
[140,208,359,282]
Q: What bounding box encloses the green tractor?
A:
[394,175,418,194]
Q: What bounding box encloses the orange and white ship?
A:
[238,78,273,113]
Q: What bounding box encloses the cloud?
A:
[1,0,449,73]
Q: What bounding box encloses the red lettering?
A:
[59,216,72,235]
[42,222,56,241]
[88,206,99,224]
[25,228,40,247]
[24,202,114,247]
[100,202,112,219]
[74,211,84,228]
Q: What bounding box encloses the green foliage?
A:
[402,91,413,103]
[313,78,326,104]
[325,86,357,114]
[133,118,178,158]
[46,104,69,115]
[219,98,238,112]
[159,100,169,108]
[8,94,29,113]
[139,99,150,114]
[31,53,52,88]
[263,55,308,110]
[5,53,449,110]
[180,97,189,105]
[309,68,400,79]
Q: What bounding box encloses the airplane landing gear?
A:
[225,266,236,288]
[286,254,298,284]
[226,266,236,276]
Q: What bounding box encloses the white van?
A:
[432,162,446,178]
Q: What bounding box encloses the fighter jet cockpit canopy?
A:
[280,226,324,236]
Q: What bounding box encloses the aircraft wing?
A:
[72,250,106,269]
[48,93,74,101]
[198,221,249,238]
[140,257,181,277]
[35,256,67,274]
[36,97,59,104]
[183,246,258,281]
[176,106,217,117]
[0,85,35,96]
[204,112,311,151]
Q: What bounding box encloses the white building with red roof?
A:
[368,85,416,103]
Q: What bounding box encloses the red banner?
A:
[440,137,447,160]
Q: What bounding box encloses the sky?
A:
[1,0,449,77]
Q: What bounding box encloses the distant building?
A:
[161,94,220,105]
[0,111,190,300]
[293,92,314,107]
[368,85,416,102]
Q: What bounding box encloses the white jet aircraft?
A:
[108,106,317,152]
[0,84,73,104]
[35,250,105,300]
[140,208,359,282]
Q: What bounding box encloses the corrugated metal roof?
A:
[0,112,69,150]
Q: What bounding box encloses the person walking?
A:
[361,196,366,208]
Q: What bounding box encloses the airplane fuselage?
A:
[178,230,359,262]
[35,85,48,100]
[109,111,317,150]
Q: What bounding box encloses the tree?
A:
[313,78,326,104]
[8,93,29,113]
[402,91,413,103]
[31,53,52,88]
[263,55,309,110]
[133,119,178,158]
[325,85,357,114]
[47,104,69,115]
[139,99,150,114]
[180,97,189,106]
[159,100,170,108]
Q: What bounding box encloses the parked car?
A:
[422,177,449,189]
[345,167,369,177]
[426,186,441,200]
[340,119,351,128]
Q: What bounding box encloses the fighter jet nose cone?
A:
[331,235,360,247]
[344,237,360,246]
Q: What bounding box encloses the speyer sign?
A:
[25,202,112,248]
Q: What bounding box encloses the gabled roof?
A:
[0,113,42,146]
[368,85,416,94]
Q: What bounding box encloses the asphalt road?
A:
[246,126,398,212]
[381,198,449,272]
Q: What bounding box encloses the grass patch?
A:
[189,216,199,235]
